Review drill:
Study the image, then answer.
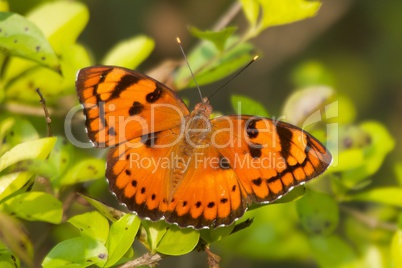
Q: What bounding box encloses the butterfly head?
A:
[193,97,213,118]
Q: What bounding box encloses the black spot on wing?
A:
[109,74,141,100]
[141,132,158,148]
[252,177,262,186]
[146,86,164,103]
[108,126,116,136]
[248,143,263,158]
[276,125,293,160]
[129,101,144,116]
[207,202,215,208]
[246,118,260,139]
[220,198,228,204]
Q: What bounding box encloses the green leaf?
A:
[331,148,365,173]
[339,121,395,186]
[174,38,255,89]
[391,230,402,267]
[346,187,402,208]
[200,225,235,244]
[216,203,310,259]
[394,162,402,187]
[156,225,200,256]
[80,194,126,222]
[282,86,334,126]
[0,1,9,12]
[310,235,360,268]
[0,12,60,72]
[141,220,170,252]
[102,35,154,68]
[104,214,140,267]
[249,185,307,212]
[245,0,322,38]
[231,94,269,117]
[0,246,20,268]
[0,137,57,173]
[3,1,91,104]
[274,185,306,204]
[59,158,104,186]
[47,137,75,184]
[240,0,260,29]
[68,211,109,244]
[42,237,108,268]
[296,190,339,236]
[27,1,89,53]
[0,117,39,150]
[189,26,237,52]
[0,192,62,223]
[4,43,91,103]
[0,212,33,267]
[0,172,32,202]
[291,60,335,88]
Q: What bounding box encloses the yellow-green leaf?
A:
[102,35,154,69]
[0,12,60,72]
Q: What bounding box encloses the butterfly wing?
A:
[76,66,190,147]
[106,113,331,229]
[106,127,182,222]
[106,126,246,229]
[163,145,247,229]
[211,115,332,204]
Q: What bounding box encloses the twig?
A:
[211,1,242,31]
[118,252,163,268]
[341,206,398,231]
[205,246,221,268]
[35,88,52,137]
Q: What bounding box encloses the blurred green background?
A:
[5,0,402,267]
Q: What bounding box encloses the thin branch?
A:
[211,1,242,31]
[341,206,398,232]
[205,246,221,268]
[118,253,163,268]
[35,88,52,137]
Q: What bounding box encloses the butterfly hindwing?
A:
[106,127,183,222]
[164,145,247,229]
[76,66,190,147]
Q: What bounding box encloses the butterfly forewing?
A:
[76,66,190,147]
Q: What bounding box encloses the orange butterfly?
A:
[76,66,332,229]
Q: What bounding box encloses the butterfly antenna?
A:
[208,55,259,101]
[176,37,204,101]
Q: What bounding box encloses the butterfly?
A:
[76,65,332,229]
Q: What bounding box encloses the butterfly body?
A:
[76,66,332,229]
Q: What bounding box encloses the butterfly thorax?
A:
[184,98,213,148]
[169,99,213,196]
